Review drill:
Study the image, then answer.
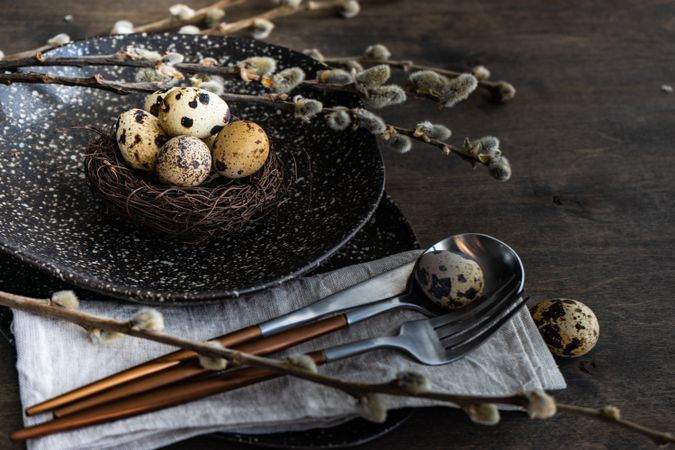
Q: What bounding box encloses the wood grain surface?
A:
[1,0,674,448]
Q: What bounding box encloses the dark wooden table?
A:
[1,0,674,448]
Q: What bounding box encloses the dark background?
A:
[1,0,674,448]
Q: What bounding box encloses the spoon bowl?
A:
[419,233,525,300]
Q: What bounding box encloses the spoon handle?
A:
[11,352,328,442]
[52,315,348,418]
[25,260,415,416]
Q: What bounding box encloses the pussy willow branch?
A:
[0,71,477,163]
[0,290,524,406]
[132,0,242,33]
[203,0,347,35]
[0,0,246,61]
[322,55,513,101]
[0,53,441,106]
[0,290,673,446]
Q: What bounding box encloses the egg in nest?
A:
[155,136,212,187]
[115,108,169,172]
[415,250,485,309]
[159,87,231,139]
[213,120,270,179]
[530,298,599,357]
[144,88,177,117]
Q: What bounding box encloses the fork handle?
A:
[25,325,263,416]
[53,315,348,418]
[11,352,328,442]
[322,335,408,363]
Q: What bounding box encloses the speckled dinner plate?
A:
[0,192,419,447]
[0,33,384,303]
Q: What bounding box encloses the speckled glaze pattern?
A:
[0,193,418,448]
[0,34,385,303]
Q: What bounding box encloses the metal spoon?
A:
[28,233,524,417]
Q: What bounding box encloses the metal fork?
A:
[11,277,525,442]
[322,276,527,365]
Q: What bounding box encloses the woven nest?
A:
[84,129,287,240]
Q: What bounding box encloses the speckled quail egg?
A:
[530,298,599,358]
[203,133,218,150]
[212,120,270,179]
[116,108,169,172]
[143,88,177,117]
[158,87,231,139]
[155,136,212,187]
[415,250,485,309]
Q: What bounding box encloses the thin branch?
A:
[1,289,673,446]
[0,72,170,95]
[0,70,485,166]
[0,290,521,404]
[557,403,675,447]
[203,0,346,35]
[322,55,515,102]
[0,0,246,61]
[132,0,241,33]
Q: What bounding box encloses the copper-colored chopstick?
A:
[53,314,348,417]
[25,325,263,416]
[11,351,327,441]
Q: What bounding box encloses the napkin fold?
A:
[12,251,565,450]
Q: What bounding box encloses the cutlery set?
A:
[12,233,527,441]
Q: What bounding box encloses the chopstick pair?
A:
[21,262,416,417]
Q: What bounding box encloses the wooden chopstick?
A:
[53,314,348,417]
[11,351,327,441]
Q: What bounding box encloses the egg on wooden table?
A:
[213,120,270,179]
[155,135,212,187]
[115,108,169,172]
[415,250,485,309]
[530,298,599,357]
[158,87,231,139]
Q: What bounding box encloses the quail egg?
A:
[415,250,485,309]
[530,298,599,358]
[158,87,231,139]
[212,120,270,179]
[143,88,176,117]
[115,108,169,172]
[155,136,212,187]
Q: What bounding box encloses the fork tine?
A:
[429,274,519,329]
[426,274,519,328]
[434,281,521,343]
[442,295,529,361]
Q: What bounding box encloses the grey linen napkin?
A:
[12,250,565,450]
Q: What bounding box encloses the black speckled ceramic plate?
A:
[0,33,384,303]
[0,192,419,447]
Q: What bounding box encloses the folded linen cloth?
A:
[12,250,565,450]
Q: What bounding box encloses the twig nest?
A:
[84,130,286,239]
[156,136,212,187]
[530,298,599,357]
[213,120,270,179]
[159,87,231,139]
[115,109,169,172]
[415,250,485,309]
